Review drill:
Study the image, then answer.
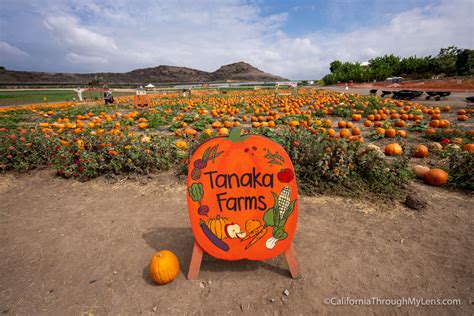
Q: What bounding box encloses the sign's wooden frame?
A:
[187,240,300,279]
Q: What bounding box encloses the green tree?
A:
[455,49,474,75]
[436,46,460,75]
[368,54,400,80]
[329,60,342,73]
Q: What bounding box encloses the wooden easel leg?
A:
[187,241,203,280]
[283,243,300,279]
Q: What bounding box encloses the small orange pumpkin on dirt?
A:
[424,169,448,186]
[149,250,180,285]
[413,144,429,158]
[384,143,402,156]
[138,122,148,129]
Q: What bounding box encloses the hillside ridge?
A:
[0,62,287,84]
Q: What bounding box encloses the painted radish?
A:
[266,237,278,249]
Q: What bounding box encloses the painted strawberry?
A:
[277,168,294,183]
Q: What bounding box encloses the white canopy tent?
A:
[145,83,155,89]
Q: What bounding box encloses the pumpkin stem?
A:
[228,127,248,143]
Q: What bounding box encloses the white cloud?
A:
[0,41,29,57]
[0,0,473,78]
[265,0,474,78]
[43,15,117,64]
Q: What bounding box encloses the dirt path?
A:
[0,171,473,315]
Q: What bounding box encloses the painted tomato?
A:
[277,168,294,183]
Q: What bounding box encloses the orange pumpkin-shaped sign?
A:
[187,128,299,260]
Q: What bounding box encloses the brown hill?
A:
[0,62,286,85]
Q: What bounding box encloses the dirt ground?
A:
[0,170,473,315]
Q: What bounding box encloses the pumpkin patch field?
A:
[1,88,472,192]
[0,88,473,314]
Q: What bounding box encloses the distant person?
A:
[104,91,114,105]
[182,89,186,97]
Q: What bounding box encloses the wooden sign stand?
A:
[187,240,300,280]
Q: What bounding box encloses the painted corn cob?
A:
[278,186,291,219]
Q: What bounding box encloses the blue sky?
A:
[0,0,473,79]
[261,0,439,34]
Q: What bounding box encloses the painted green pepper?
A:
[188,182,203,203]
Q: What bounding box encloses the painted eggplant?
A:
[200,219,229,251]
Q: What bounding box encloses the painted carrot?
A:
[240,226,263,242]
[245,228,268,250]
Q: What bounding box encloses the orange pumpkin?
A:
[385,128,396,138]
[351,114,361,121]
[463,143,474,153]
[429,120,439,128]
[395,120,406,128]
[339,128,351,138]
[425,128,436,136]
[413,144,429,158]
[351,127,361,136]
[187,127,298,261]
[397,130,407,137]
[424,169,448,186]
[384,143,403,156]
[375,127,385,135]
[149,250,180,285]
[185,128,198,136]
[218,128,229,135]
[138,122,148,129]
